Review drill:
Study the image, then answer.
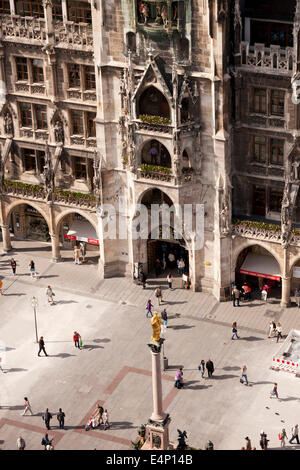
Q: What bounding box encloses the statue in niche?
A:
[292,160,300,180]
[93,154,102,206]
[220,192,230,235]
[4,112,13,136]
[54,120,64,144]
[0,155,4,193]
[43,144,54,202]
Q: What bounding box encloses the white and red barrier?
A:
[272,357,299,374]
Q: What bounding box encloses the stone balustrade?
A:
[0,14,47,42]
[135,120,173,135]
[54,21,93,50]
[232,220,282,243]
[240,42,294,74]
[2,180,97,209]
[138,168,173,183]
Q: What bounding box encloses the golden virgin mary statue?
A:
[151,311,163,342]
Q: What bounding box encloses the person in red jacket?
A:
[73,331,81,349]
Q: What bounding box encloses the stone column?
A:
[50,233,61,262]
[1,224,12,253]
[150,351,166,422]
[281,276,291,308]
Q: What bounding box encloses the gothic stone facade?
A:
[1,0,299,305]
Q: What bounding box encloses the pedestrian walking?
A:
[43,408,52,430]
[57,408,65,429]
[259,430,268,450]
[231,321,240,340]
[103,409,110,430]
[11,258,17,276]
[38,336,48,357]
[245,436,252,450]
[73,246,80,265]
[261,288,268,302]
[80,242,86,262]
[140,271,147,289]
[94,403,104,427]
[161,309,168,328]
[146,299,153,318]
[174,368,183,389]
[198,360,205,378]
[268,320,277,338]
[232,285,240,307]
[41,433,52,450]
[289,424,299,445]
[240,365,249,385]
[178,258,185,276]
[29,260,37,278]
[295,288,300,308]
[21,397,33,416]
[46,285,54,304]
[162,253,166,271]
[0,357,6,374]
[276,323,283,343]
[73,331,81,349]
[17,436,26,450]
[206,359,214,378]
[279,428,287,448]
[167,273,172,289]
[270,382,280,401]
[155,286,163,305]
[181,273,188,289]
[155,259,161,277]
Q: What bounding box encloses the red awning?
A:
[64,220,99,245]
[240,253,281,281]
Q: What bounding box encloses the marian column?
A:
[142,312,171,450]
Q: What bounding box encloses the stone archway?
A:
[233,241,283,303]
[1,199,51,253]
[55,209,100,264]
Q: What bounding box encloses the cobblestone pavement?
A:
[1,239,300,450]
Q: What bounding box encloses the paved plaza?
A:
[1,240,300,450]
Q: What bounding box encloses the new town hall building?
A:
[0,0,300,306]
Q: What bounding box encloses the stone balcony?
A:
[232,218,300,247]
[0,15,93,50]
[2,180,97,210]
[54,21,93,51]
[137,165,174,183]
[239,42,294,75]
[0,15,47,43]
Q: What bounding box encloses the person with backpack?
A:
[46,285,55,304]
[41,433,52,450]
[279,428,288,448]
[57,408,65,429]
[231,321,240,340]
[155,286,163,306]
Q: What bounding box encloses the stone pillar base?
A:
[141,415,171,451]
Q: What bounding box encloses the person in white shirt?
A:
[21,397,33,416]
[289,424,300,444]
[241,365,248,385]
[276,323,283,343]
[103,409,110,430]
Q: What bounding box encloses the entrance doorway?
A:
[10,204,50,242]
[235,245,281,301]
[147,238,189,276]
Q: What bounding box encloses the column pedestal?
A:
[1,225,12,253]
[142,341,172,450]
[281,276,291,308]
[50,234,61,262]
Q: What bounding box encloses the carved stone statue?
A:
[220,192,230,235]
[4,112,13,136]
[54,120,64,144]
[93,153,102,205]
[151,311,163,342]
[43,144,54,202]
[0,155,4,193]
[177,430,188,450]
[292,161,300,180]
